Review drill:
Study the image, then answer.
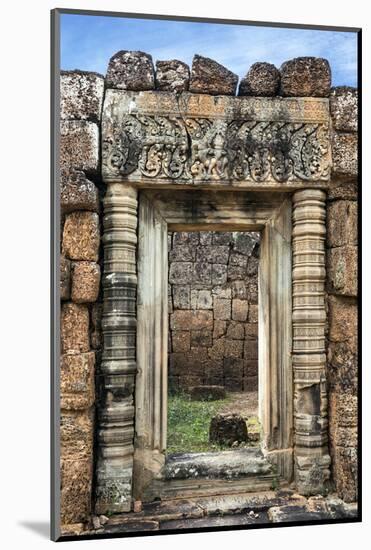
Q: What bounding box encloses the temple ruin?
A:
[58,51,358,536]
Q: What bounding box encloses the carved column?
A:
[292,189,331,495]
[95,183,137,514]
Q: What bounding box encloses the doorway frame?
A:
[96,90,332,513]
[133,189,293,501]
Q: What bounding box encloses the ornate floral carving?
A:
[102,114,330,183]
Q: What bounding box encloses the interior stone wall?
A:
[168,231,260,392]
[327,86,358,502]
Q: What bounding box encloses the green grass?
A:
[167,392,234,454]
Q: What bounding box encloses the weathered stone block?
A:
[212,285,232,298]
[232,232,258,255]
[169,353,203,376]
[60,255,71,300]
[208,338,225,361]
[244,340,258,360]
[191,310,214,329]
[169,244,195,262]
[60,409,94,460]
[246,279,258,304]
[232,299,248,321]
[197,245,229,264]
[229,252,248,268]
[249,304,259,323]
[227,265,246,281]
[330,87,358,132]
[246,256,259,276]
[209,414,248,445]
[189,55,238,96]
[213,320,227,339]
[213,298,231,320]
[169,263,193,285]
[226,321,245,340]
[60,70,104,122]
[328,341,358,391]
[212,232,232,245]
[191,329,212,347]
[61,302,90,355]
[212,264,228,285]
[62,212,100,262]
[329,391,357,428]
[332,426,357,448]
[203,358,224,378]
[244,359,258,377]
[170,310,213,330]
[61,352,95,409]
[60,458,92,524]
[332,447,358,502]
[155,59,189,92]
[223,356,244,377]
[331,132,358,178]
[245,323,258,340]
[280,57,331,97]
[327,180,358,201]
[173,285,191,309]
[191,289,212,309]
[327,246,357,296]
[173,232,199,246]
[238,62,280,97]
[60,121,99,175]
[231,280,247,299]
[172,331,191,352]
[71,261,101,303]
[200,232,213,245]
[193,261,212,286]
[328,296,357,350]
[61,169,99,214]
[170,310,192,330]
[327,201,357,247]
[224,339,243,358]
[106,50,155,90]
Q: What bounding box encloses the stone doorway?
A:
[95,89,332,514]
[167,229,260,451]
[132,189,294,503]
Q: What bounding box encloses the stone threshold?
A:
[60,491,358,537]
[164,448,272,480]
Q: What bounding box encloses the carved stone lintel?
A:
[102,91,331,187]
[95,184,138,514]
[292,189,331,495]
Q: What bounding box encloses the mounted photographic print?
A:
[51,8,361,541]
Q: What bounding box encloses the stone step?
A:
[164,448,273,480]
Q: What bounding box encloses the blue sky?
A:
[61,14,358,87]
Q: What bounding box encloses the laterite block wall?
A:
[327,86,358,502]
[59,71,104,530]
[168,231,260,392]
